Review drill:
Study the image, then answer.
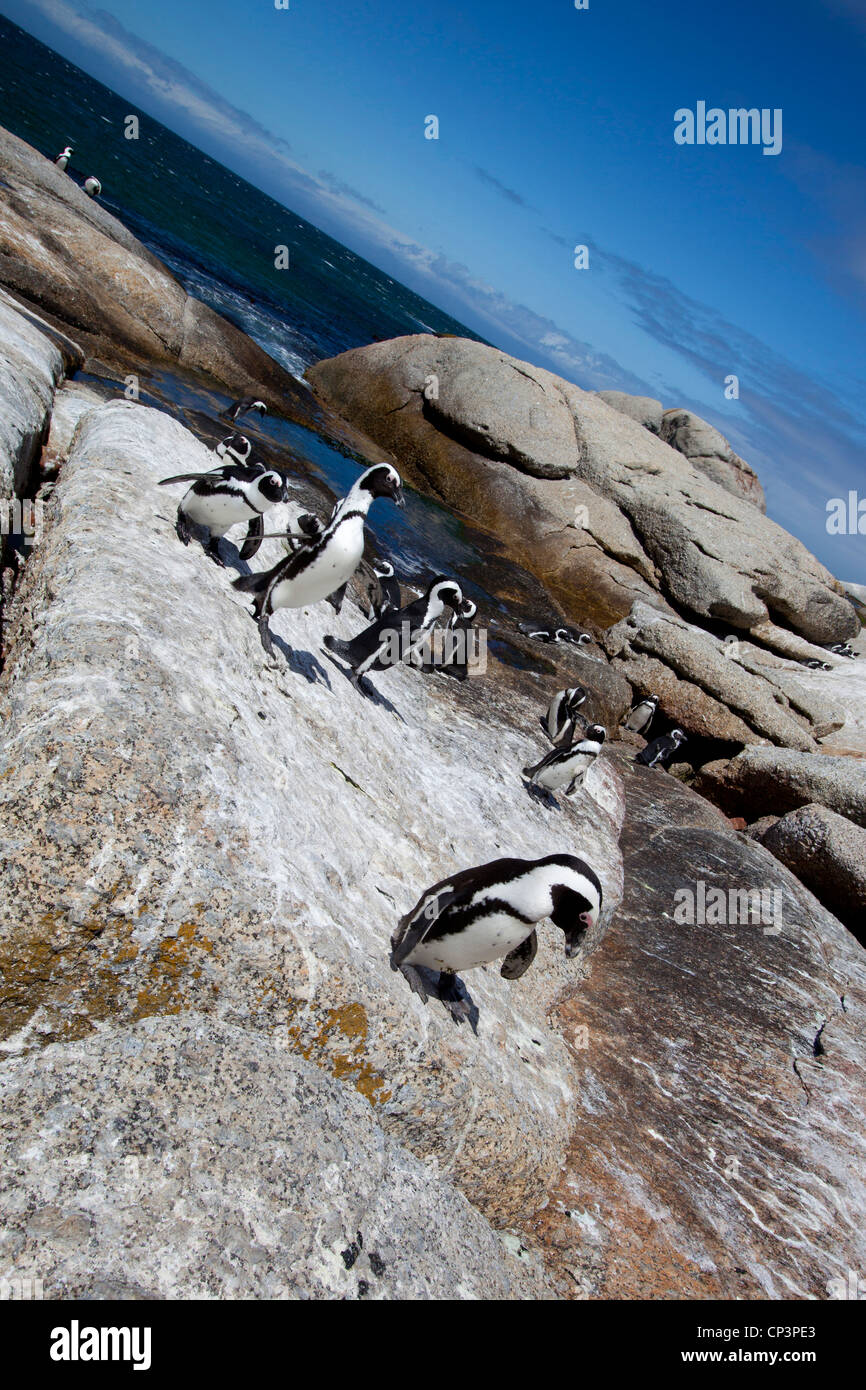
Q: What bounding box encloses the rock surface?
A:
[659,407,766,511]
[595,389,663,433]
[308,335,856,643]
[0,125,316,426]
[528,754,866,1299]
[0,1013,544,1300]
[0,394,625,1241]
[758,804,866,934]
[695,747,866,828]
[0,289,70,498]
[603,601,830,750]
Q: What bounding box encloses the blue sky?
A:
[5,0,866,581]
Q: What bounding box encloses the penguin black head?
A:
[297,512,324,538]
[557,628,592,646]
[458,598,477,619]
[548,860,604,956]
[584,724,607,744]
[359,464,404,507]
[670,729,687,747]
[218,433,252,461]
[374,560,395,578]
[429,577,463,610]
[258,471,290,505]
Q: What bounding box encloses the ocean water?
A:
[0,16,559,638]
[0,14,482,381]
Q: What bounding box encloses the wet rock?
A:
[695,747,866,828]
[757,804,866,934]
[0,1014,547,1299]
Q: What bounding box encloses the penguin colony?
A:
[155,376,837,1032]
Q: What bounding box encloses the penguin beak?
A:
[392,483,405,508]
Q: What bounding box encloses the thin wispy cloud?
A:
[472,165,533,209]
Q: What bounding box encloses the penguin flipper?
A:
[232,569,272,594]
[522,745,562,779]
[500,929,538,980]
[239,515,264,561]
[326,582,348,614]
[390,883,466,970]
[159,472,211,486]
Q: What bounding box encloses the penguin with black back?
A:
[523,725,606,798]
[543,685,588,744]
[390,853,604,1030]
[635,728,687,768]
[159,458,290,565]
[232,463,404,654]
[323,577,467,693]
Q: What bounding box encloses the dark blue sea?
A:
[0,14,560,643]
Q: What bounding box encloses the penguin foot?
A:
[175,513,191,546]
[394,962,431,1005]
[205,537,227,567]
[437,972,479,1034]
[258,619,275,657]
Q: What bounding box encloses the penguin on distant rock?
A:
[802,659,833,671]
[635,729,687,768]
[543,686,587,745]
[231,464,404,655]
[523,725,606,797]
[54,145,73,170]
[828,643,856,660]
[223,397,267,423]
[323,577,466,693]
[83,176,101,197]
[390,853,604,1030]
[366,560,401,620]
[622,694,659,736]
[519,623,592,647]
[159,459,289,565]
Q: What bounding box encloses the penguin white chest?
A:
[183,489,252,534]
[408,911,535,972]
[271,519,364,610]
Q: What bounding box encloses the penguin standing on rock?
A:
[215,433,253,464]
[54,145,73,170]
[223,397,267,423]
[421,598,479,682]
[543,685,587,745]
[635,729,687,768]
[159,459,289,564]
[390,853,604,1030]
[366,561,401,620]
[232,463,404,655]
[323,577,466,693]
[622,694,659,736]
[523,725,606,797]
[520,623,592,648]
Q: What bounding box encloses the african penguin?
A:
[420,598,479,682]
[390,853,603,1028]
[543,685,588,745]
[523,725,606,796]
[802,659,833,671]
[231,463,404,655]
[366,560,401,620]
[158,459,289,565]
[520,623,592,647]
[323,577,466,692]
[215,433,253,465]
[224,397,268,422]
[622,694,659,735]
[828,643,856,659]
[635,728,687,768]
[83,177,101,197]
[54,146,73,170]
